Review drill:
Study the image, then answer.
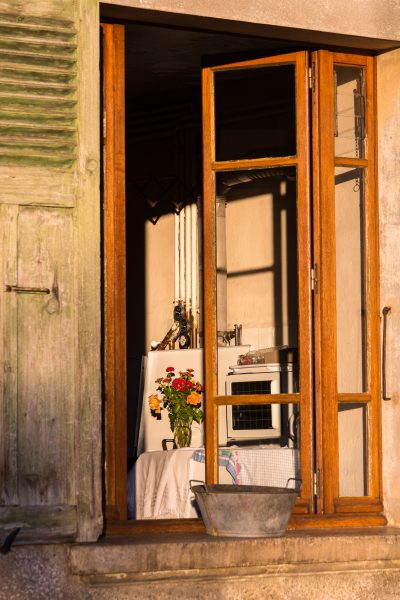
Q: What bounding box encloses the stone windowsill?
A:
[69,527,400,583]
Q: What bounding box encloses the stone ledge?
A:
[82,559,400,586]
[69,527,400,577]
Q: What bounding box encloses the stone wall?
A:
[3,531,400,599]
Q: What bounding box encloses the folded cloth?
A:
[192,448,239,483]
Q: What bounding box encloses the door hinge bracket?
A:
[311,265,318,293]
[313,470,321,498]
[102,110,107,145]
[308,65,315,91]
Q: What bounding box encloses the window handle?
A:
[382,306,391,401]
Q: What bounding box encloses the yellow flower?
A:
[187,391,201,405]
[148,394,161,413]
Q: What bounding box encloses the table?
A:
[129,447,300,519]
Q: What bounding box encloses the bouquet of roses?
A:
[148,367,204,432]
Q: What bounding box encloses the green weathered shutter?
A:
[0,0,101,542]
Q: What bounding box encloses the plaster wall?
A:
[377,47,400,527]
[101,0,400,44]
[145,184,298,351]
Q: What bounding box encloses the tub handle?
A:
[286,477,302,490]
[189,479,208,493]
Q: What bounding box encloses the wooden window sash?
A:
[202,50,314,513]
[312,50,382,516]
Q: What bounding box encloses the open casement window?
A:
[202,50,384,526]
[103,27,383,531]
[0,0,102,542]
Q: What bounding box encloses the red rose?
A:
[172,378,186,390]
[166,367,175,372]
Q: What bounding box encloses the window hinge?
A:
[313,470,321,498]
[308,65,315,91]
[311,264,318,293]
[102,111,107,145]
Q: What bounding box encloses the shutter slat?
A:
[0,10,76,168]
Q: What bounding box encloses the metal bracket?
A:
[311,265,318,293]
[0,528,20,555]
[313,470,321,498]
[308,65,315,91]
[5,285,50,295]
[382,306,391,401]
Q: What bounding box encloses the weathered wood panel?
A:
[0,505,76,542]
[74,0,102,542]
[16,206,75,506]
[0,203,18,505]
[0,0,101,542]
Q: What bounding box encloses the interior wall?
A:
[377,47,400,526]
[125,96,200,355]
[145,214,175,349]
[135,169,299,353]
[224,179,298,350]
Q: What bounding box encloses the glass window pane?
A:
[338,403,368,496]
[335,167,367,393]
[214,65,296,161]
[217,403,301,488]
[334,66,365,158]
[215,167,299,394]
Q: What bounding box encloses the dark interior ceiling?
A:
[124,22,297,100]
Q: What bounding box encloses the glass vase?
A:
[173,416,192,448]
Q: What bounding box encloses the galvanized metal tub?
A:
[190,483,298,538]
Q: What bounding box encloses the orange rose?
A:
[187,391,201,405]
[148,394,161,413]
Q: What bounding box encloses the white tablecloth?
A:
[129,448,204,519]
[129,447,300,519]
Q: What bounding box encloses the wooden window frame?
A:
[102,23,128,523]
[102,24,385,533]
[312,51,384,523]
